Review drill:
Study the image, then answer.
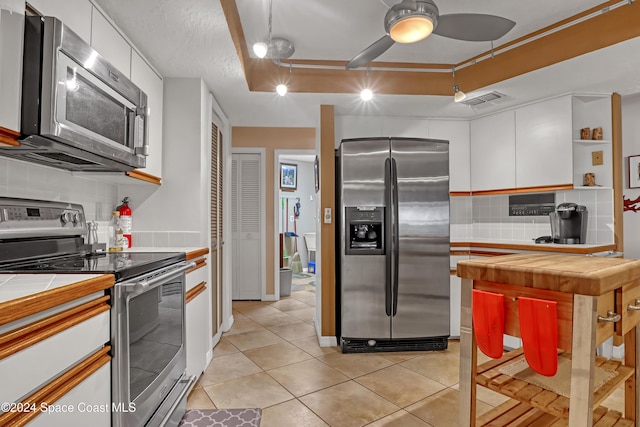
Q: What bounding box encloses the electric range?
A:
[0,196,194,427]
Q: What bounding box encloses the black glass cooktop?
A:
[0,251,186,280]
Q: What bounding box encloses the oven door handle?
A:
[121,261,196,294]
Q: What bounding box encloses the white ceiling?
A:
[92,0,640,127]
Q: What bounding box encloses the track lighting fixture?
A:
[361,88,373,101]
[452,67,466,103]
[453,85,466,103]
[253,41,268,58]
[276,84,288,96]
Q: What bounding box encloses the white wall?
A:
[622,93,640,259]
[120,78,210,247]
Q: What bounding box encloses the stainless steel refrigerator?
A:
[337,137,450,353]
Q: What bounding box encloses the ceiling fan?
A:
[346,0,516,69]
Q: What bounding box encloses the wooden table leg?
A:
[624,323,639,423]
[459,278,477,427]
[569,294,597,426]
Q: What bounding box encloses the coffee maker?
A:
[549,203,588,244]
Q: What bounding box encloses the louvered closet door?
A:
[210,123,220,337]
[231,153,262,300]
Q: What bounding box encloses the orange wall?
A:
[232,127,316,296]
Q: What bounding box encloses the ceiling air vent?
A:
[460,91,506,107]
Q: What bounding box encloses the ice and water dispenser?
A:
[344,207,384,255]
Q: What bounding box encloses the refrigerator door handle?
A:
[384,157,393,317]
[392,158,400,317]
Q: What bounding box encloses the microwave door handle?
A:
[121,261,195,294]
[134,106,150,156]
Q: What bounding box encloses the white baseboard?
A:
[314,314,338,347]
[262,294,278,302]
[208,329,222,365]
[222,315,234,333]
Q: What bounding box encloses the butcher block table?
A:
[457,253,640,427]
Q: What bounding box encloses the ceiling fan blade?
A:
[433,14,516,42]
[346,35,395,69]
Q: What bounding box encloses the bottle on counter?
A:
[117,197,132,248]
[108,211,125,252]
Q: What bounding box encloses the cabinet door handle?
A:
[628,299,640,311]
[597,311,621,323]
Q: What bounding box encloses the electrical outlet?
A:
[592,150,603,166]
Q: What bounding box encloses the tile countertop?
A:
[0,274,104,305]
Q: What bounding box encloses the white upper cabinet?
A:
[27,0,92,42]
[0,7,23,133]
[335,115,384,144]
[515,95,573,188]
[90,8,131,78]
[381,117,430,139]
[429,120,470,193]
[130,51,163,178]
[470,110,516,192]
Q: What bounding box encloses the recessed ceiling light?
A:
[361,88,373,101]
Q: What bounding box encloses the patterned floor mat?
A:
[179,408,261,426]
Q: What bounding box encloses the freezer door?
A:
[390,138,450,339]
[339,138,390,339]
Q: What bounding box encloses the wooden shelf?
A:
[476,348,634,420]
[573,139,611,145]
[478,399,634,427]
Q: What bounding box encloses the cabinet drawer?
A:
[186,257,208,292]
[596,291,616,346]
[29,362,110,427]
[616,282,640,337]
[0,310,109,404]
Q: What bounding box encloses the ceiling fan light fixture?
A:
[389,15,434,43]
[453,84,466,103]
[276,84,288,96]
[253,41,269,58]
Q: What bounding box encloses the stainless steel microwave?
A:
[0,16,149,172]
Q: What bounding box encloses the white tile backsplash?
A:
[463,189,614,244]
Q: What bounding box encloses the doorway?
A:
[274,150,316,297]
[231,151,265,300]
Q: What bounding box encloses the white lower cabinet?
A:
[0,310,109,404]
[0,290,111,427]
[29,363,111,427]
[186,255,210,378]
[450,274,461,338]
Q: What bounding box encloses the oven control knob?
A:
[72,212,80,225]
[60,212,72,224]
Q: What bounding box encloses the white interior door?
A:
[231,153,262,300]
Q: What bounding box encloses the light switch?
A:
[324,208,332,224]
[592,151,603,166]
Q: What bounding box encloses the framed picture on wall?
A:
[629,155,640,188]
[280,163,297,191]
[314,155,320,193]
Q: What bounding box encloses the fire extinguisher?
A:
[117,197,132,248]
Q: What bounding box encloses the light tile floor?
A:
[186,283,626,426]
